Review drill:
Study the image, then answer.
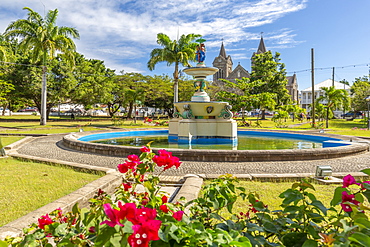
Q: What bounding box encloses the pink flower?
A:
[342,174,360,188]
[38,214,54,230]
[140,146,151,153]
[100,203,124,227]
[172,211,184,221]
[128,220,161,247]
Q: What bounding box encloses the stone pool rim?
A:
[63,129,369,162]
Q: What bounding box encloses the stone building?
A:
[212,37,299,102]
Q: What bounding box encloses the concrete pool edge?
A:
[63,129,370,162]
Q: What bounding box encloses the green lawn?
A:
[1,136,25,147]
[0,157,103,227]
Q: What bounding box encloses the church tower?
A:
[251,35,267,69]
[212,42,233,82]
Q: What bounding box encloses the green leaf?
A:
[109,233,123,247]
[348,232,370,246]
[281,232,307,247]
[263,221,278,233]
[54,223,68,236]
[95,226,118,246]
[330,187,346,206]
[151,240,171,247]
[355,218,370,229]
[360,168,370,176]
[283,205,300,213]
[229,239,252,247]
[302,239,318,247]
[0,241,8,247]
[310,200,328,215]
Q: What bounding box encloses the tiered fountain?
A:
[168,41,237,145]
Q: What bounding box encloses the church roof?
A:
[256,36,267,54]
[287,74,296,85]
[219,42,227,58]
[302,79,349,91]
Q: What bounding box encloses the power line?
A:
[288,63,369,75]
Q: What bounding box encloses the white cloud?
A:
[0,0,307,73]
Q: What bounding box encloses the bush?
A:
[3,147,370,246]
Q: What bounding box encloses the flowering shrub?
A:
[154,120,169,126]
[2,146,370,246]
[144,117,153,124]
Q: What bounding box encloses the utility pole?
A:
[332,67,335,87]
[311,48,315,125]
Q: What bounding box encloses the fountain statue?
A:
[168,39,238,145]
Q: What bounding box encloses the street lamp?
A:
[365,96,370,130]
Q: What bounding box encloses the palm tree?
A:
[148,33,201,105]
[4,7,79,125]
[316,86,350,128]
[0,34,13,62]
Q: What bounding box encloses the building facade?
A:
[300,79,351,117]
[212,37,299,102]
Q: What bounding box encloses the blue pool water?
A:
[78,130,346,150]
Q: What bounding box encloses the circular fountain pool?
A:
[63,129,369,162]
[88,130,325,150]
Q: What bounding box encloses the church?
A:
[212,37,299,102]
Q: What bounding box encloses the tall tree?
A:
[350,76,370,113]
[147,33,201,105]
[4,7,79,125]
[250,51,291,118]
[316,86,350,128]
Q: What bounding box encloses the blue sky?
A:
[1,0,370,91]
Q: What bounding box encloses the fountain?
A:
[169,40,237,145]
[62,40,369,162]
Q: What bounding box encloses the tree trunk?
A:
[173,63,179,112]
[40,65,47,125]
[127,102,134,119]
[326,108,329,128]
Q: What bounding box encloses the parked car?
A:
[18,107,38,112]
[341,112,363,118]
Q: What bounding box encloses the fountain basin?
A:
[63,130,369,162]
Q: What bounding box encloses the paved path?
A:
[12,134,370,176]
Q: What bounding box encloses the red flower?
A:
[172,211,184,221]
[117,160,141,174]
[129,207,157,225]
[340,191,360,212]
[128,154,141,162]
[88,226,96,233]
[140,146,151,153]
[152,150,181,170]
[123,183,132,191]
[128,220,161,247]
[161,195,168,204]
[38,214,53,230]
[159,205,169,213]
[342,174,360,188]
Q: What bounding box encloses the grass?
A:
[0,157,103,227]
[0,136,25,147]
[232,180,338,212]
